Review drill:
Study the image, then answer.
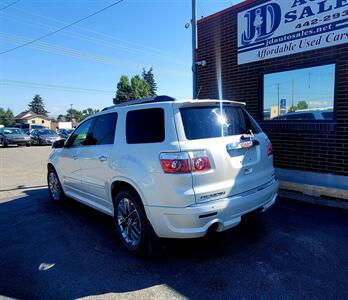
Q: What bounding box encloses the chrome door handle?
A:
[73,155,78,160]
[99,155,107,162]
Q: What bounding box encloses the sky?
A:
[0,0,243,117]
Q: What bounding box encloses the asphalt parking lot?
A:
[1,147,348,299]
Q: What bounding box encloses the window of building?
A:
[263,64,335,121]
[87,113,117,145]
[126,108,165,144]
[41,120,45,124]
[31,120,35,124]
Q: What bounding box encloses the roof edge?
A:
[197,0,259,25]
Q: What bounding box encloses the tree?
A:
[82,108,99,117]
[296,100,309,110]
[66,108,83,122]
[28,94,48,116]
[288,105,297,112]
[142,67,157,96]
[0,108,15,126]
[57,114,67,122]
[113,75,133,104]
[130,75,151,100]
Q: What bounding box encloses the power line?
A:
[0,13,186,66]
[0,32,191,77]
[0,0,20,12]
[0,0,125,55]
[10,6,181,60]
[0,79,115,95]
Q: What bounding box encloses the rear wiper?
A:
[241,130,254,140]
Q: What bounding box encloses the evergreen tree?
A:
[28,94,48,116]
[142,67,157,96]
[113,75,133,104]
[131,75,151,100]
[0,108,15,126]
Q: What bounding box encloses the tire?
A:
[47,167,65,202]
[26,143,31,147]
[113,189,149,255]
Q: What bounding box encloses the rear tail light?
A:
[159,152,190,173]
[160,151,211,174]
[267,141,273,156]
[190,150,211,172]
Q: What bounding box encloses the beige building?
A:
[15,111,52,129]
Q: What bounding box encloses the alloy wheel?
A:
[48,171,61,201]
[117,198,142,247]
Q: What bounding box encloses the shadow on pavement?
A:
[0,188,347,299]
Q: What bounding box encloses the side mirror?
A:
[52,139,65,149]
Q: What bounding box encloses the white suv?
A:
[48,96,278,254]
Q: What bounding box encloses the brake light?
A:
[267,141,273,156]
[190,150,211,172]
[160,151,211,174]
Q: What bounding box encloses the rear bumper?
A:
[145,178,278,239]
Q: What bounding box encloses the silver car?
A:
[0,127,31,147]
[47,96,278,254]
[30,129,61,146]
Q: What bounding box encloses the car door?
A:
[78,113,117,206]
[58,118,94,194]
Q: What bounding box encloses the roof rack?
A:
[102,95,176,111]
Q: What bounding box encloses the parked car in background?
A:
[58,128,74,139]
[273,108,333,121]
[47,96,278,254]
[13,124,47,134]
[30,129,61,145]
[0,127,31,147]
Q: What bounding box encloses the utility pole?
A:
[291,79,294,108]
[192,0,197,99]
[308,72,311,89]
[277,83,280,117]
[69,104,73,122]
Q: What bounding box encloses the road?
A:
[0,145,51,196]
[1,192,348,299]
[0,147,348,299]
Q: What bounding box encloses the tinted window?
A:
[87,113,117,145]
[126,108,165,144]
[38,129,56,135]
[180,106,260,140]
[67,118,94,147]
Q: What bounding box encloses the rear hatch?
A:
[174,101,275,204]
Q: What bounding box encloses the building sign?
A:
[237,0,348,64]
[280,98,287,115]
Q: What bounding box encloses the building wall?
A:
[23,117,51,128]
[196,0,348,177]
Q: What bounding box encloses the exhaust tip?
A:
[207,222,223,235]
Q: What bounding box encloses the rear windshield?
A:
[180,105,261,140]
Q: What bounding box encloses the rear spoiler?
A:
[174,100,246,108]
